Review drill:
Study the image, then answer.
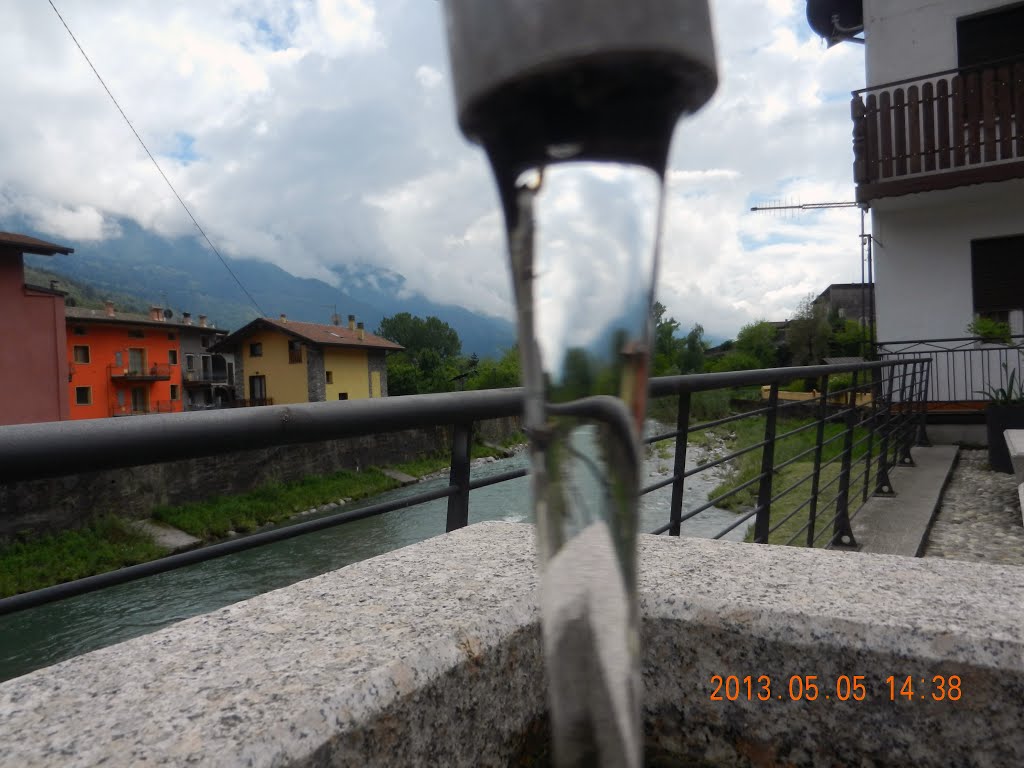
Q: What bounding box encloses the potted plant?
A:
[978,365,1024,473]
[967,317,1012,345]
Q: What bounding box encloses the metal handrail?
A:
[0,359,931,616]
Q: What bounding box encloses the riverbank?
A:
[0,438,523,599]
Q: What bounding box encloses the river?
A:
[0,435,746,682]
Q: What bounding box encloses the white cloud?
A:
[0,0,868,340]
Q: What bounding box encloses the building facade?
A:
[0,232,74,425]
[810,0,1024,403]
[215,316,401,406]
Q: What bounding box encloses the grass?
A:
[0,517,167,598]
[703,411,875,547]
[153,468,402,538]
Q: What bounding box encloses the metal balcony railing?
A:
[0,359,930,616]
[108,363,173,381]
[877,335,1024,407]
[852,56,1024,201]
[110,400,176,417]
[183,370,228,385]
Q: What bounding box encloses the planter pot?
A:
[985,404,1024,473]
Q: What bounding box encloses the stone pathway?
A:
[921,449,1024,566]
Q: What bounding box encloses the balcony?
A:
[110,400,176,417]
[852,58,1024,203]
[108,363,172,382]
[182,369,228,386]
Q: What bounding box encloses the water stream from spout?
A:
[507,161,664,768]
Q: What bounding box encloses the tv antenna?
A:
[749,199,876,357]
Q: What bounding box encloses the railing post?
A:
[898,363,917,466]
[832,400,859,548]
[668,390,692,537]
[753,383,779,544]
[862,368,875,504]
[446,420,473,532]
[916,360,932,447]
[873,364,896,496]
[806,374,829,548]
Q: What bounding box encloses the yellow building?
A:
[214,315,402,405]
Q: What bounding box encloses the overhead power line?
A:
[46,0,267,317]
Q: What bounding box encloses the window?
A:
[167,333,176,341]
[325,371,334,385]
[73,345,90,364]
[288,340,302,364]
[128,329,144,339]
[186,354,196,372]
[250,375,268,401]
[972,236,1024,323]
[201,335,210,348]
[168,350,178,365]
[338,392,349,400]
[73,326,87,336]
[249,342,263,357]
[957,4,1024,69]
[170,384,180,401]
[75,386,91,406]
[115,351,123,368]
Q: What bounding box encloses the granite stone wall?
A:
[0,415,521,539]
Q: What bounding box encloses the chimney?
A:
[183,312,192,325]
[199,315,208,328]
[348,314,356,331]
[104,300,115,317]
[331,313,340,326]
[280,313,288,323]
[150,306,163,322]
[357,321,365,341]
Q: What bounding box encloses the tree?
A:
[786,295,831,366]
[830,319,871,358]
[469,346,521,390]
[376,313,463,395]
[735,320,779,369]
[678,324,708,374]
[651,302,681,376]
[376,313,462,363]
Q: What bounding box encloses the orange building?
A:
[0,232,74,426]
[65,303,186,419]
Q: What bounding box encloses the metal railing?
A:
[109,400,177,417]
[877,335,1024,405]
[852,56,1024,194]
[0,359,929,616]
[107,363,173,381]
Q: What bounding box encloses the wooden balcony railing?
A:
[852,57,1024,202]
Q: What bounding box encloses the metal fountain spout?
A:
[440,3,719,765]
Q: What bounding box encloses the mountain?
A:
[17,219,516,357]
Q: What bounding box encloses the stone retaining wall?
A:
[1,522,1022,767]
[0,415,521,539]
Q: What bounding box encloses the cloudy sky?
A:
[0,0,867,339]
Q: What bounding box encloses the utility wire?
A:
[46,0,267,317]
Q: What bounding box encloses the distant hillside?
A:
[24,265,148,315]
[15,218,516,356]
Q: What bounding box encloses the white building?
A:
[809,0,1024,405]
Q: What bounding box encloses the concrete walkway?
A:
[852,444,958,557]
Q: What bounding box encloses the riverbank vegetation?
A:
[0,517,166,598]
[0,439,521,598]
[698,413,871,547]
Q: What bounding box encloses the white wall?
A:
[872,181,1024,343]
[864,0,1015,84]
